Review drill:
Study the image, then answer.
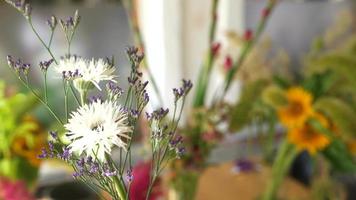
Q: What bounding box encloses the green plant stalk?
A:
[28,17,58,64]
[262,140,297,200]
[124,0,164,107]
[43,72,48,103]
[221,0,277,99]
[193,0,219,108]
[113,173,128,200]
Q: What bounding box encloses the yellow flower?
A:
[347,139,356,155]
[287,113,330,154]
[278,87,314,128]
[11,116,46,167]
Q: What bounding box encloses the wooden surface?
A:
[195,161,311,200]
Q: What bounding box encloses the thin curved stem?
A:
[221,0,277,99]
[16,75,63,125]
[28,18,58,64]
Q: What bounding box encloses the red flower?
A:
[262,8,270,18]
[129,161,163,200]
[224,55,233,71]
[211,42,221,57]
[244,29,253,41]
[0,178,35,200]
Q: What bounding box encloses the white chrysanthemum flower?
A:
[55,56,116,90]
[65,100,132,161]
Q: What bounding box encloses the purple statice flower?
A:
[86,156,93,164]
[61,69,82,80]
[49,131,58,140]
[102,169,117,177]
[130,109,139,119]
[107,81,124,97]
[47,15,57,30]
[37,147,48,159]
[48,141,55,158]
[169,135,183,149]
[60,147,71,161]
[126,169,133,182]
[72,171,83,178]
[88,95,102,103]
[176,147,185,158]
[89,162,99,174]
[125,46,138,56]
[39,59,54,72]
[6,55,14,68]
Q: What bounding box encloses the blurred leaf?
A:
[229,80,269,132]
[309,119,356,173]
[314,97,356,138]
[261,85,286,109]
[301,71,334,100]
[322,139,356,173]
[272,75,291,89]
[305,54,356,87]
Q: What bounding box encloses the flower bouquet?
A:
[226,10,356,200]
[4,1,192,199]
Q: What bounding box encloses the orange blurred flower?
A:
[278,87,314,128]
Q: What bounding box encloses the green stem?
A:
[80,89,87,105]
[70,83,80,106]
[262,141,297,200]
[48,29,54,48]
[43,72,48,103]
[113,173,127,200]
[16,75,63,125]
[28,18,58,64]
[193,0,219,108]
[64,81,69,122]
[221,0,277,99]
[146,174,157,200]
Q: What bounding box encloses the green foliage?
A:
[314,97,356,138]
[228,80,270,132]
[261,85,287,109]
[305,54,356,88]
[322,139,356,173]
[0,81,40,184]
[301,71,334,100]
[171,170,200,200]
[310,119,356,173]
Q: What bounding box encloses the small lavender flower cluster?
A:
[107,81,124,100]
[47,15,58,30]
[6,56,31,76]
[38,131,72,161]
[173,79,193,102]
[59,10,80,43]
[39,59,54,72]
[4,0,31,19]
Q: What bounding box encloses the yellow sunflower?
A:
[278,87,314,128]
[287,113,330,154]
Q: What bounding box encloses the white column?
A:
[137,0,183,111]
[137,0,245,109]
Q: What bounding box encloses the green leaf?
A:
[322,139,356,173]
[309,119,356,173]
[228,80,269,132]
[272,75,291,89]
[301,71,335,100]
[314,97,356,138]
